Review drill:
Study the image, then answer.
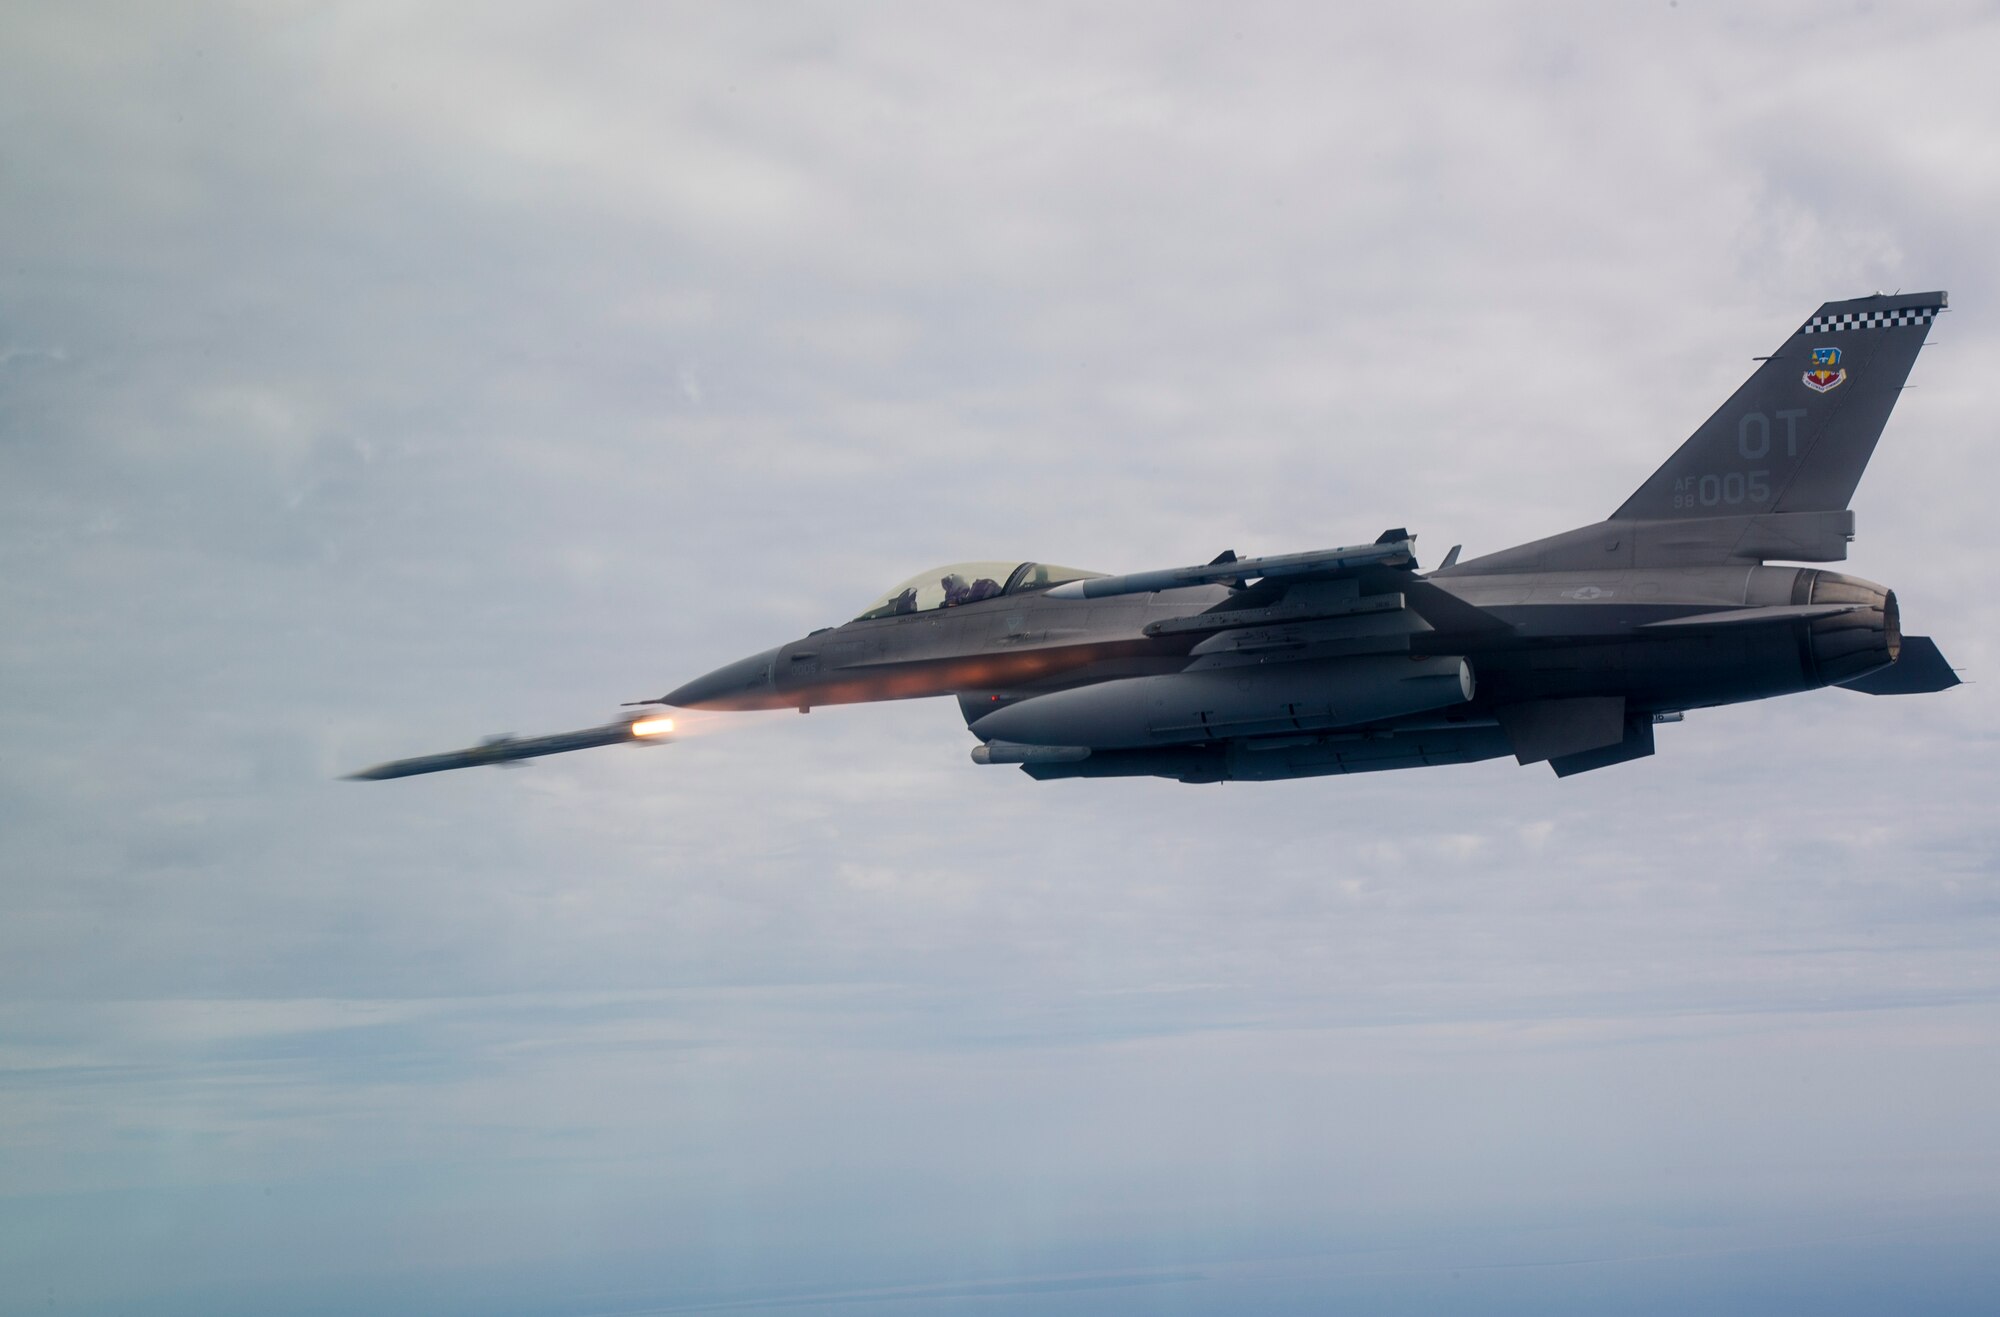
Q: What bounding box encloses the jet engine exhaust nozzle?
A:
[1798,571,1901,686]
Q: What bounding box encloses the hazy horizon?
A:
[4,4,1997,1313]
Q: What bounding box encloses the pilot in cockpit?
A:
[941,573,1003,607]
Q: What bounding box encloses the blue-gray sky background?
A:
[4,3,1998,1313]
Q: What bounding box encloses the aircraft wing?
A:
[1047,534,1418,600]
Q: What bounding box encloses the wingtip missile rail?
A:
[344,714,675,781]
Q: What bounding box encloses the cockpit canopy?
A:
[853,561,1106,621]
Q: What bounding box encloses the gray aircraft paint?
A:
[352,294,1960,785]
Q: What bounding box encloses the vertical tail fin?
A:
[1613,291,1945,521]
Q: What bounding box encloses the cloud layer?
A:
[4,3,1998,1313]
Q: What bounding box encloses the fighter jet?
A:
[350,291,1958,785]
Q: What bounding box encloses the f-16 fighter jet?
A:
[351,291,1958,785]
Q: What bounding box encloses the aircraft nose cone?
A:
[663,646,783,709]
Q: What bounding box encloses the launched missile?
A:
[346,715,674,780]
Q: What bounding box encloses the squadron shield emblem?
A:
[1803,345,1847,393]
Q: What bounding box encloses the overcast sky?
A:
[4,3,1999,1314]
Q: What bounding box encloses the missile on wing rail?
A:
[345,715,674,780]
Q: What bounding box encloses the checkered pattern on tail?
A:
[1801,306,1941,334]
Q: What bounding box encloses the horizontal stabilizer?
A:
[1838,635,1961,695]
